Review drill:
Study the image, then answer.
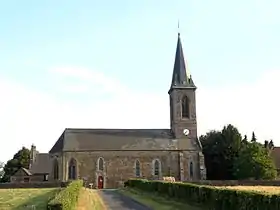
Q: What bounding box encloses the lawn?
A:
[119,188,203,210]
[76,188,106,210]
[0,188,59,210]
[215,185,280,194]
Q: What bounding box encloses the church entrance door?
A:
[97,176,104,189]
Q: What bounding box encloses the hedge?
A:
[125,179,280,210]
[47,180,83,210]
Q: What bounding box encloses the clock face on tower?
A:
[183,129,189,136]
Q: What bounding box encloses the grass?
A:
[76,188,106,210]
[118,188,203,210]
[214,185,280,194]
[0,188,59,210]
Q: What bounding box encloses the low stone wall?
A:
[0,181,70,189]
[186,180,280,186]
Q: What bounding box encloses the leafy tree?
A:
[220,124,242,179]
[0,162,4,178]
[200,124,242,180]
[201,125,276,180]
[269,140,274,150]
[200,130,224,180]
[264,140,269,149]
[251,132,257,142]
[234,142,277,180]
[0,147,30,183]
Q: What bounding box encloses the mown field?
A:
[76,188,106,210]
[214,185,280,194]
[0,188,59,210]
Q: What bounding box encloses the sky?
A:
[0,0,280,162]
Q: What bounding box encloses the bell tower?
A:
[168,33,198,145]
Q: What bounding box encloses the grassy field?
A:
[119,188,203,210]
[215,185,280,194]
[0,188,58,210]
[76,188,106,210]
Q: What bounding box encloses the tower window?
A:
[181,96,190,118]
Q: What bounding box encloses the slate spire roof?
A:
[169,32,196,93]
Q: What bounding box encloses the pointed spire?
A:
[169,33,195,93]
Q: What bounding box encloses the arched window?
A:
[153,159,161,176]
[181,96,190,118]
[68,158,77,180]
[190,162,194,178]
[135,160,141,177]
[97,157,104,171]
[53,159,59,180]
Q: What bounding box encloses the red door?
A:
[98,176,104,189]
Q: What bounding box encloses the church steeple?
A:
[168,32,198,140]
[169,33,195,94]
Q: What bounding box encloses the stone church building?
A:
[12,33,206,188]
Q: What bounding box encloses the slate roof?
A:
[169,33,196,92]
[22,167,32,176]
[49,131,65,153]
[29,153,52,174]
[49,128,175,153]
[12,167,32,176]
[66,128,173,138]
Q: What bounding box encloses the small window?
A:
[97,157,104,171]
[68,158,77,180]
[153,159,161,176]
[190,162,194,178]
[44,174,49,181]
[23,177,30,182]
[53,159,59,180]
[135,160,141,177]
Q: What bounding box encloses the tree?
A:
[201,124,276,180]
[0,162,4,179]
[269,140,274,150]
[251,132,257,142]
[200,124,242,180]
[233,142,277,180]
[264,140,269,149]
[200,130,225,180]
[0,147,30,183]
[220,124,242,179]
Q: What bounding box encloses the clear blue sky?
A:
[0,0,280,161]
[1,0,279,92]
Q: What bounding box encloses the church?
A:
[11,33,206,188]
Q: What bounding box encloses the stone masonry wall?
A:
[61,150,200,188]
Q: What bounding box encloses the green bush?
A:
[47,180,83,210]
[126,179,280,210]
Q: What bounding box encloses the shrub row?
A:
[47,180,83,210]
[125,179,280,210]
